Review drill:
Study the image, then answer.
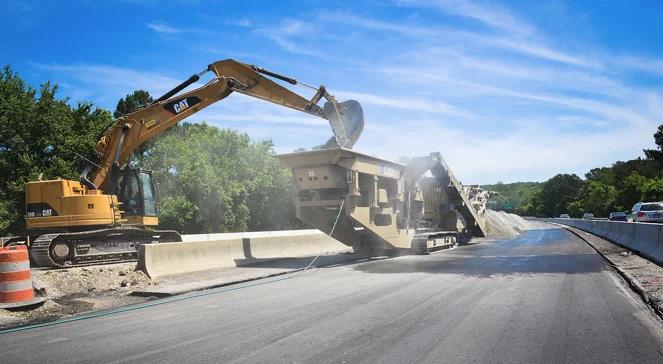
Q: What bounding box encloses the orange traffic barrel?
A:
[0,245,44,308]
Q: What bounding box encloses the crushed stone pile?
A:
[484,210,530,239]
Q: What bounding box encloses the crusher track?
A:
[410,231,459,255]
[30,227,181,268]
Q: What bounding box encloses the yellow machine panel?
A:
[124,215,159,226]
[25,179,121,230]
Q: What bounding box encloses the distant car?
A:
[582,213,595,220]
[608,211,627,221]
[628,202,663,223]
[559,214,570,218]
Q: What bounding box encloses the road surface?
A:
[2,222,662,363]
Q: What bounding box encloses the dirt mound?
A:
[1,263,156,329]
[32,263,152,298]
[484,210,530,239]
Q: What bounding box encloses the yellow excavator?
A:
[24,59,364,268]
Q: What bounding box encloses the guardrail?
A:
[546,218,663,265]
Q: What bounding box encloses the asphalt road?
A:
[2,222,663,363]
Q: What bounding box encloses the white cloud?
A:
[195,109,328,127]
[397,0,535,35]
[30,63,195,107]
[257,19,355,63]
[189,98,335,149]
[145,21,212,35]
[336,90,472,117]
[400,47,613,95]
[281,20,313,35]
[374,64,654,127]
[145,21,182,34]
[318,10,436,37]
[612,55,663,76]
[328,10,663,77]
[267,35,331,59]
[196,45,267,62]
[319,10,596,68]
[487,38,599,69]
[229,18,251,27]
[355,117,654,184]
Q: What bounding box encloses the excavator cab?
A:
[112,168,159,225]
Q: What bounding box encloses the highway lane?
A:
[2,222,663,363]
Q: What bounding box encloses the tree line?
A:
[0,66,299,236]
[486,125,663,218]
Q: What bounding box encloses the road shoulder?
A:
[557,224,663,319]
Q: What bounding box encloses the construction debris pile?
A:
[0,264,156,328]
[464,185,497,216]
[484,210,530,239]
[465,184,529,239]
[34,263,153,296]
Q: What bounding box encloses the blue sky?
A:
[3,0,663,184]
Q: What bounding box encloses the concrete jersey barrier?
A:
[138,229,352,279]
[547,218,663,265]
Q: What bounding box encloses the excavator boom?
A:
[90,59,364,191]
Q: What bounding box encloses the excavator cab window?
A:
[113,168,158,217]
[139,171,158,216]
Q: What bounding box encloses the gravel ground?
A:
[0,263,156,329]
[560,225,663,316]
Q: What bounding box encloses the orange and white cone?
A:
[0,245,45,308]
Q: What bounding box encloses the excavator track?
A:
[30,227,181,268]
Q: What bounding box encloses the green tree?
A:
[612,158,659,184]
[158,195,197,232]
[482,181,542,214]
[0,201,12,233]
[114,90,153,118]
[620,172,649,210]
[578,180,618,216]
[140,122,298,233]
[536,174,584,217]
[643,124,663,165]
[641,176,663,202]
[0,66,111,235]
[238,139,298,231]
[585,167,615,186]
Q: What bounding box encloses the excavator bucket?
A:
[323,100,364,149]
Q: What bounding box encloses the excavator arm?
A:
[87,59,364,191]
